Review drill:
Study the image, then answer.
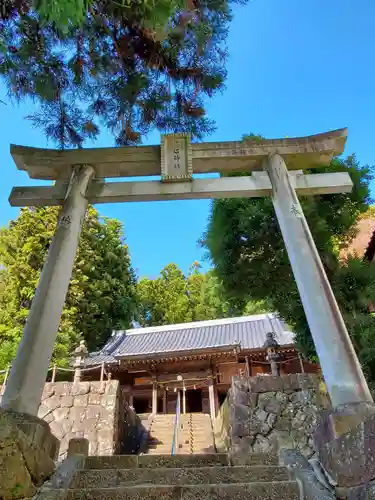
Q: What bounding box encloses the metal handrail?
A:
[171,390,181,455]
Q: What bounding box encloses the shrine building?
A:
[84,313,318,418]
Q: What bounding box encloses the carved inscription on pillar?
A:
[59,214,72,228]
[161,133,193,182]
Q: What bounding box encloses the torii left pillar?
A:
[1,164,94,416]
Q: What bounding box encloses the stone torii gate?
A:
[1,128,372,418]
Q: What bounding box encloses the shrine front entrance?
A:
[186,389,203,413]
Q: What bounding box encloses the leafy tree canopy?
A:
[136,261,269,327]
[0,206,137,369]
[1,0,245,148]
[203,134,375,380]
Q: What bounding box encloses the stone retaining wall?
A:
[214,374,328,462]
[0,380,149,460]
[37,380,121,459]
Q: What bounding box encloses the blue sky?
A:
[1,0,374,278]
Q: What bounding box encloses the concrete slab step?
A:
[63,482,300,500]
[84,454,230,470]
[71,466,290,489]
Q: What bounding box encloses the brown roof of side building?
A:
[340,212,375,262]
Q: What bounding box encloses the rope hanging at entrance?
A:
[156,374,216,388]
[251,355,303,366]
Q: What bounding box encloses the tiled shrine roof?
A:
[86,313,295,367]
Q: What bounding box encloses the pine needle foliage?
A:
[0,0,246,148]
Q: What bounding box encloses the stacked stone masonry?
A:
[314,403,375,499]
[0,409,59,500]
[215,374,328,461]
[37,380,121,459]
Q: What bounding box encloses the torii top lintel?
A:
[10,128,348,181]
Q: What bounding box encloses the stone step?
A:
[149,430,176,435]
[149,430,176,434]
[146,451,174,455]
[148,438,172,442]
[71,466,290,489]
[191,449,215,454]
[189,426,212,429]
[178,430,212,435]
[177,436,212,441]
[189,424,212,428]
[146,446,173,450]
[63,482,300,500]
[190,444,215,449]
[181,427,212,431]
[147,447,173,452]
[148,440,213,448]
[152,420,176,423]
[146,449,175,453]
[149,435,212,441]
[84,454,230,470]
[147,445,173,450]
[230,453,279,466]
[148,437,172,442]
[192,446,215,451]
[183,441,213,447]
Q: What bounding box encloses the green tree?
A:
[0,206,137,369]
[136,262,267,327]
[1,0,245,148]
[2,0,202,32]
[137,263,191,326]
[203,135,375,379]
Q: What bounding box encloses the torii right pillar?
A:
[265,153,372,407]
[266,154,375,498]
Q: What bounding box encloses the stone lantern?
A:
[72,340,88,383]
[263,332,282,376]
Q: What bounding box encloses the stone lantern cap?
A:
[263,331,280,349]
[72,340,88,358]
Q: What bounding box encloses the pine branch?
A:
[1,0,245,147]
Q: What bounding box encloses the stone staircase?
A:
[43,453,301,500]
[146,413,215,454]
[146,413,175,454]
